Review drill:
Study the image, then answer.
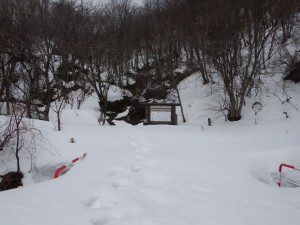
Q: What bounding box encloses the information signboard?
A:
[150,105,172,122]
[143,103,180,125]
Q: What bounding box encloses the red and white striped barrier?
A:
[54,153,87,179]
[277,163,300,187]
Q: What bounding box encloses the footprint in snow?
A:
[84,196,117,209]
[128,139,153,152]
[112,180,132,190]
[91,216,117,225]
[109,164,143,178]
[108,169,127,177]
[128,141,144,151]
[130,165,142,173]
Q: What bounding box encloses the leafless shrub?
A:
[0,103,42,173]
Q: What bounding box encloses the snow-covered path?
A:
[0,117,300,225]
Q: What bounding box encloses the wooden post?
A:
[208,118,212,126]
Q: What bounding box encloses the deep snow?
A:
[0,74,300,225]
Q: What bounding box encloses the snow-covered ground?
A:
[0,75,300,225]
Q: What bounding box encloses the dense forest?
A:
[0,0,299,125]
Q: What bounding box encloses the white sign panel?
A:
[150,111,171,122]
[149,105,172,122]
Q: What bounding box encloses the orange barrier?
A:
[54,153,87,178]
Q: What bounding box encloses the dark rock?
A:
[0,171,23,191]
[284,62,300,83]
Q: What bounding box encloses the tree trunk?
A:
[43,103,50,121]
[228,107,241,121]
[5,100,10,115]
[175,86,186,123]
[57,111,61,131]
[5,86,10,115]
[194,46,209,84]
[26,100,32,119]
[228,97,241,121]
[16,129,20,173]
[98,97,108,125]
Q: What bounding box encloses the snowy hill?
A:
[0,74,300,225]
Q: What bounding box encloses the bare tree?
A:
[0,102,40,172]
[271,0,300,43]
[202,0,279,121]
[0,0,23,116]
[0,102,42,191]
[50,95,67,131]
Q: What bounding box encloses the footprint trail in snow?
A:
[84,127,167,225]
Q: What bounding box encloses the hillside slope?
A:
[0,75,299,225]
